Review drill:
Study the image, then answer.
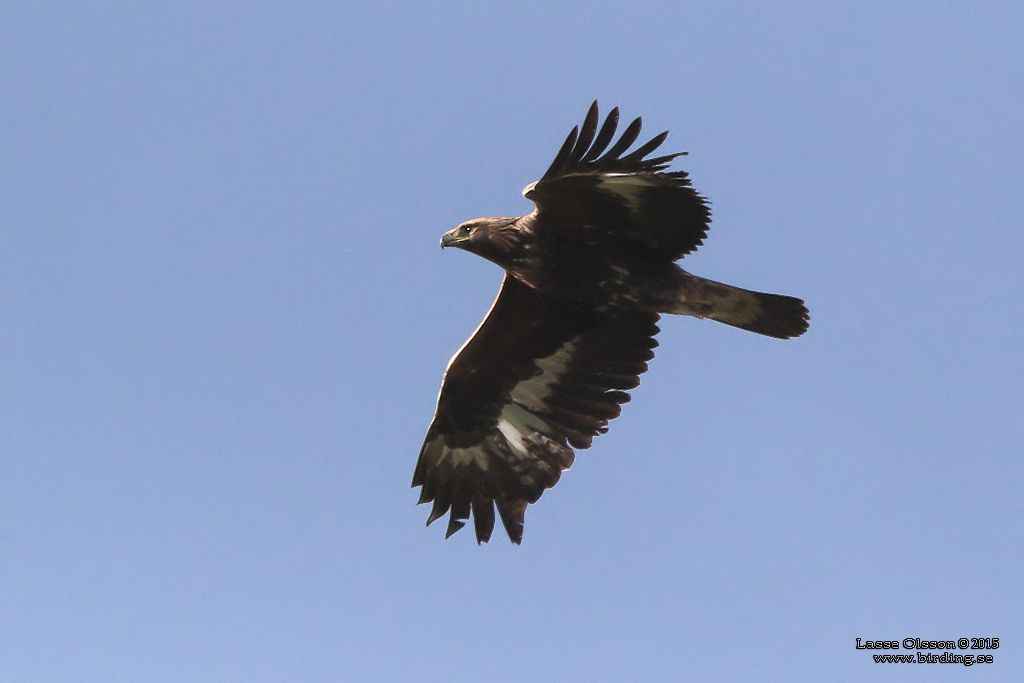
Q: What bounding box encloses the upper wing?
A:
[413,275,660,543]
[523,101,711,261]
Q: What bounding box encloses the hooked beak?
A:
[440,231,461,248]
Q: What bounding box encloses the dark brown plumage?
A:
[415,102,808,544]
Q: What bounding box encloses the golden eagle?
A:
[414,102,808,543]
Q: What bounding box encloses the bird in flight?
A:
[414,102,808,544]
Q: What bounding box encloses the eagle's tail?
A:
[673,275,809,340]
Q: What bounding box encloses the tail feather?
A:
[676,277,809,340]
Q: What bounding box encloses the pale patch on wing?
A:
[495,417,576,485]
[524,172,653,208]
[508,339,578,411]
[496,417,528,457]
[426,337,580,484]
[444,444,488,469]
[419,434,488,472]
[597,173,653,211]
[491,338,582,477]
[499,402,553,438]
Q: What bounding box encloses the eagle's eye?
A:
[459,224,472,237]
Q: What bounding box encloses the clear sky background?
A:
[3,2,1022,681]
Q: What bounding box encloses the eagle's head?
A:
[440,217,523,268]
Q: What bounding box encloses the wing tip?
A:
[536,104,686,184]
[496,498,528,544]
[444,518,465,539]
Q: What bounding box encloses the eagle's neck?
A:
[474,216,530,270]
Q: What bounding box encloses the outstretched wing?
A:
[414,275,660,544]
[523,101,711,261]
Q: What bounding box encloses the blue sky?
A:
[3,2,1022,681]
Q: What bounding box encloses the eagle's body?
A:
[415,103,808,543]
[470,213,686,311]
